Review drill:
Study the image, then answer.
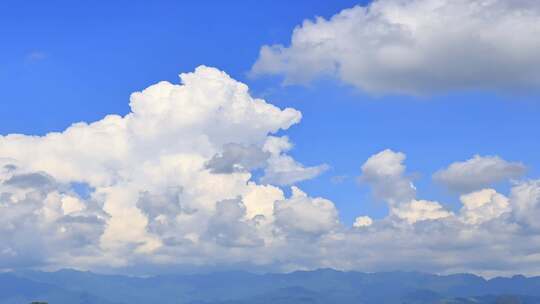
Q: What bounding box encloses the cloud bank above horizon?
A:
[0,66,539,277]
[251,0,540,95]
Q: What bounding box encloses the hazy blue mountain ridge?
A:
[6,269,540,304]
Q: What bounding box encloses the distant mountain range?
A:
[3,269,540,304]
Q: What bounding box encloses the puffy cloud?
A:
[251,0,540,95]
[260,136,329,186]
[360,149,415,205]
[434,155,526,192]
[346,150,540,276]
[361,150,451,224]
[510,180,540,230]
[274,187,339,237]
[0,160,107,269]
[204,198,264,248]
[459,188,510,225]
[392,199,452,224]
[0,66,325,270]
[353,216,373,228]
[349,149,536,275]
[3,66,540,276]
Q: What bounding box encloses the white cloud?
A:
[459,188,510,225]
[0,66,326,270]
[360,150,452,224]
[347,150,540,276]
[392,199,452,224]
[360,149,415,205]
[0,66,344,273]
[274,187,339,237]
[251,0,540,95]
[353,216,373,228]
[434,155,526,192]
[510,180,540,230]
[260,136,329,185]
[2,66,540,276]
[0,160,107,269]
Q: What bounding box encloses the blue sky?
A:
[2,0,538,224]
[0,0,362,133]
[1,0,540,275]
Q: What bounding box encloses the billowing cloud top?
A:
[1,66,540,277]
[0,66,328,271]
[252,0,540,95]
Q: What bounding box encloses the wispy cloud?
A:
[24,51,47,64]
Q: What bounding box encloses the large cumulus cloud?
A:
[2,66,540,277]
[0,66,332,271]
[251,0,540,95]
